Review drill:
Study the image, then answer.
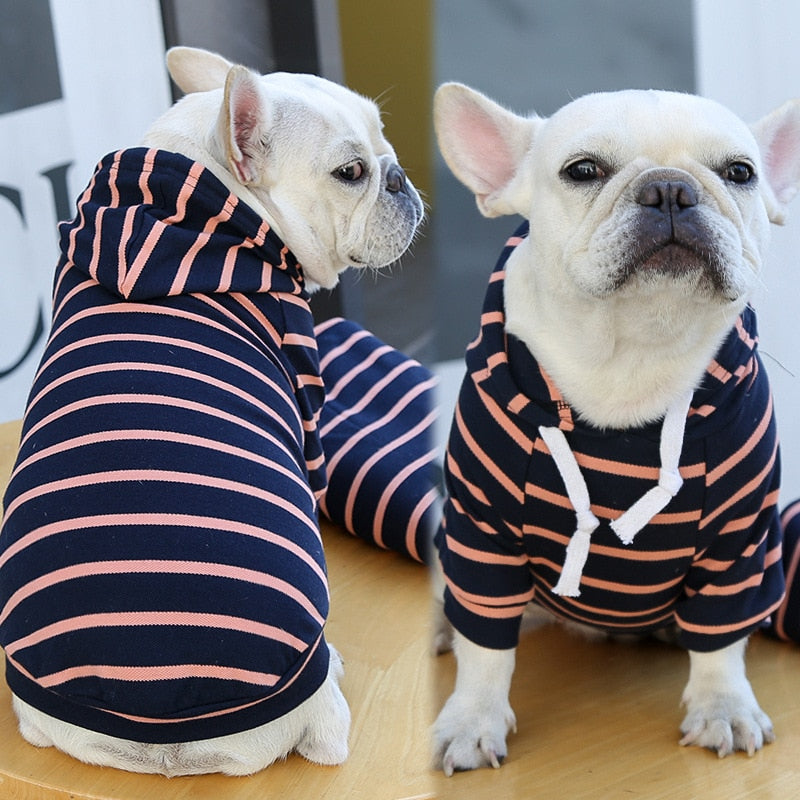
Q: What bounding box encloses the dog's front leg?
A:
[679,638,774,757]
[433,631,517,775]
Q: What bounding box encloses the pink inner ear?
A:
[229,75,263,184]
[765,127,800,204]
[758,104,800,205]
[452,103,516,195]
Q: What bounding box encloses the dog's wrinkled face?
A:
[434,84,800,427]
[145,47,424,289]
[532,91,771,304]
[237,72,425,287]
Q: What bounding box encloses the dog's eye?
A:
[721,161,754,185]
[335,161,365,182]
[563,159,606,182]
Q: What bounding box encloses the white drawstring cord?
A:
[538,425,600,597]
[540,390,693,597]
[609,391,693,544]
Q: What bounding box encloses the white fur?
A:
[11,46,422,777]
[432,633,516,777]
[432,84,800,772]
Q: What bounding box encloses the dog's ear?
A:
[434,83,540,218]
[751,98,800,224]
[166,46,234,93]
[217,65,266,185]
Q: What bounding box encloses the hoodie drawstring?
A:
[539,390,693,597]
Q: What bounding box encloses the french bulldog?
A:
[431,83,800,775]
[0,47,422,776]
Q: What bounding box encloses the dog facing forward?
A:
[432,84,800,774]
[0,47,422,776]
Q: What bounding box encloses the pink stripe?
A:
[1,557,326,628]
[259,260,274,292]
[119,162,208,297]
[11,427,313,506]
[371,446,437,547]
[3,468,319,544]
[227,293,285,349]
[5,611,307,657]
[317,326,371,371]
[30,327,302,435]
[88,206,106,281]
[217,217,271,293]
[280,292,310,309]
[64,159,104,273]
[119,224,165,296]
[405,488,438,562]
[313,316,346,339]
[284,332,317,349]
[138,149,157,205]
[0,512,326,588]
[16,393,301,485]
[49,279,96,338]
[23,359,299,445]
[39,298,287,381]
[38,663,281,690]
[323,343,394,404]
[321,360,421,438]
[252,220,269,247]
[168,231,211,295]
[116,205,137,287]
[454,401,525,505]
[217,245,239,292]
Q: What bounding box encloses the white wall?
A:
[695,0,800,496]
[0,0,171,421]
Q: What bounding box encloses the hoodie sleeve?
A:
[437,367,535,650]
[676,353,785,652]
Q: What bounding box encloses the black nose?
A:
[636,180,698,213]
[386,164,407,193]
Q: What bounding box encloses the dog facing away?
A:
[0,47,422,776]
[431,83,800,775]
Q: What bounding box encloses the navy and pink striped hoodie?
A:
[0,148,334,742]
[437,224,785,654]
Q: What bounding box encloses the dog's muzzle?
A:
[621,174,727,291]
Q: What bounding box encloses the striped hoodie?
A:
[0,148,332,742]
[437,223,785,654]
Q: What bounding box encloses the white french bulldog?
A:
[432,83,800,775]
[149,46,423,289]
[5,47,422,776]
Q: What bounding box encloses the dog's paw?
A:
[432,692,517,776]
[679,692,774,757]
[295,645,351,765]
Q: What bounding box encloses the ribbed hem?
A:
[4,635,330,744]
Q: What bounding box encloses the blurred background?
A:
[2,0,800,490]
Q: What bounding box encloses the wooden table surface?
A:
[2,417,800,799]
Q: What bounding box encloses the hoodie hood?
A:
[60,147,306,302]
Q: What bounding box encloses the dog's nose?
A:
[636,180,698,213]
[386,164,407,193]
